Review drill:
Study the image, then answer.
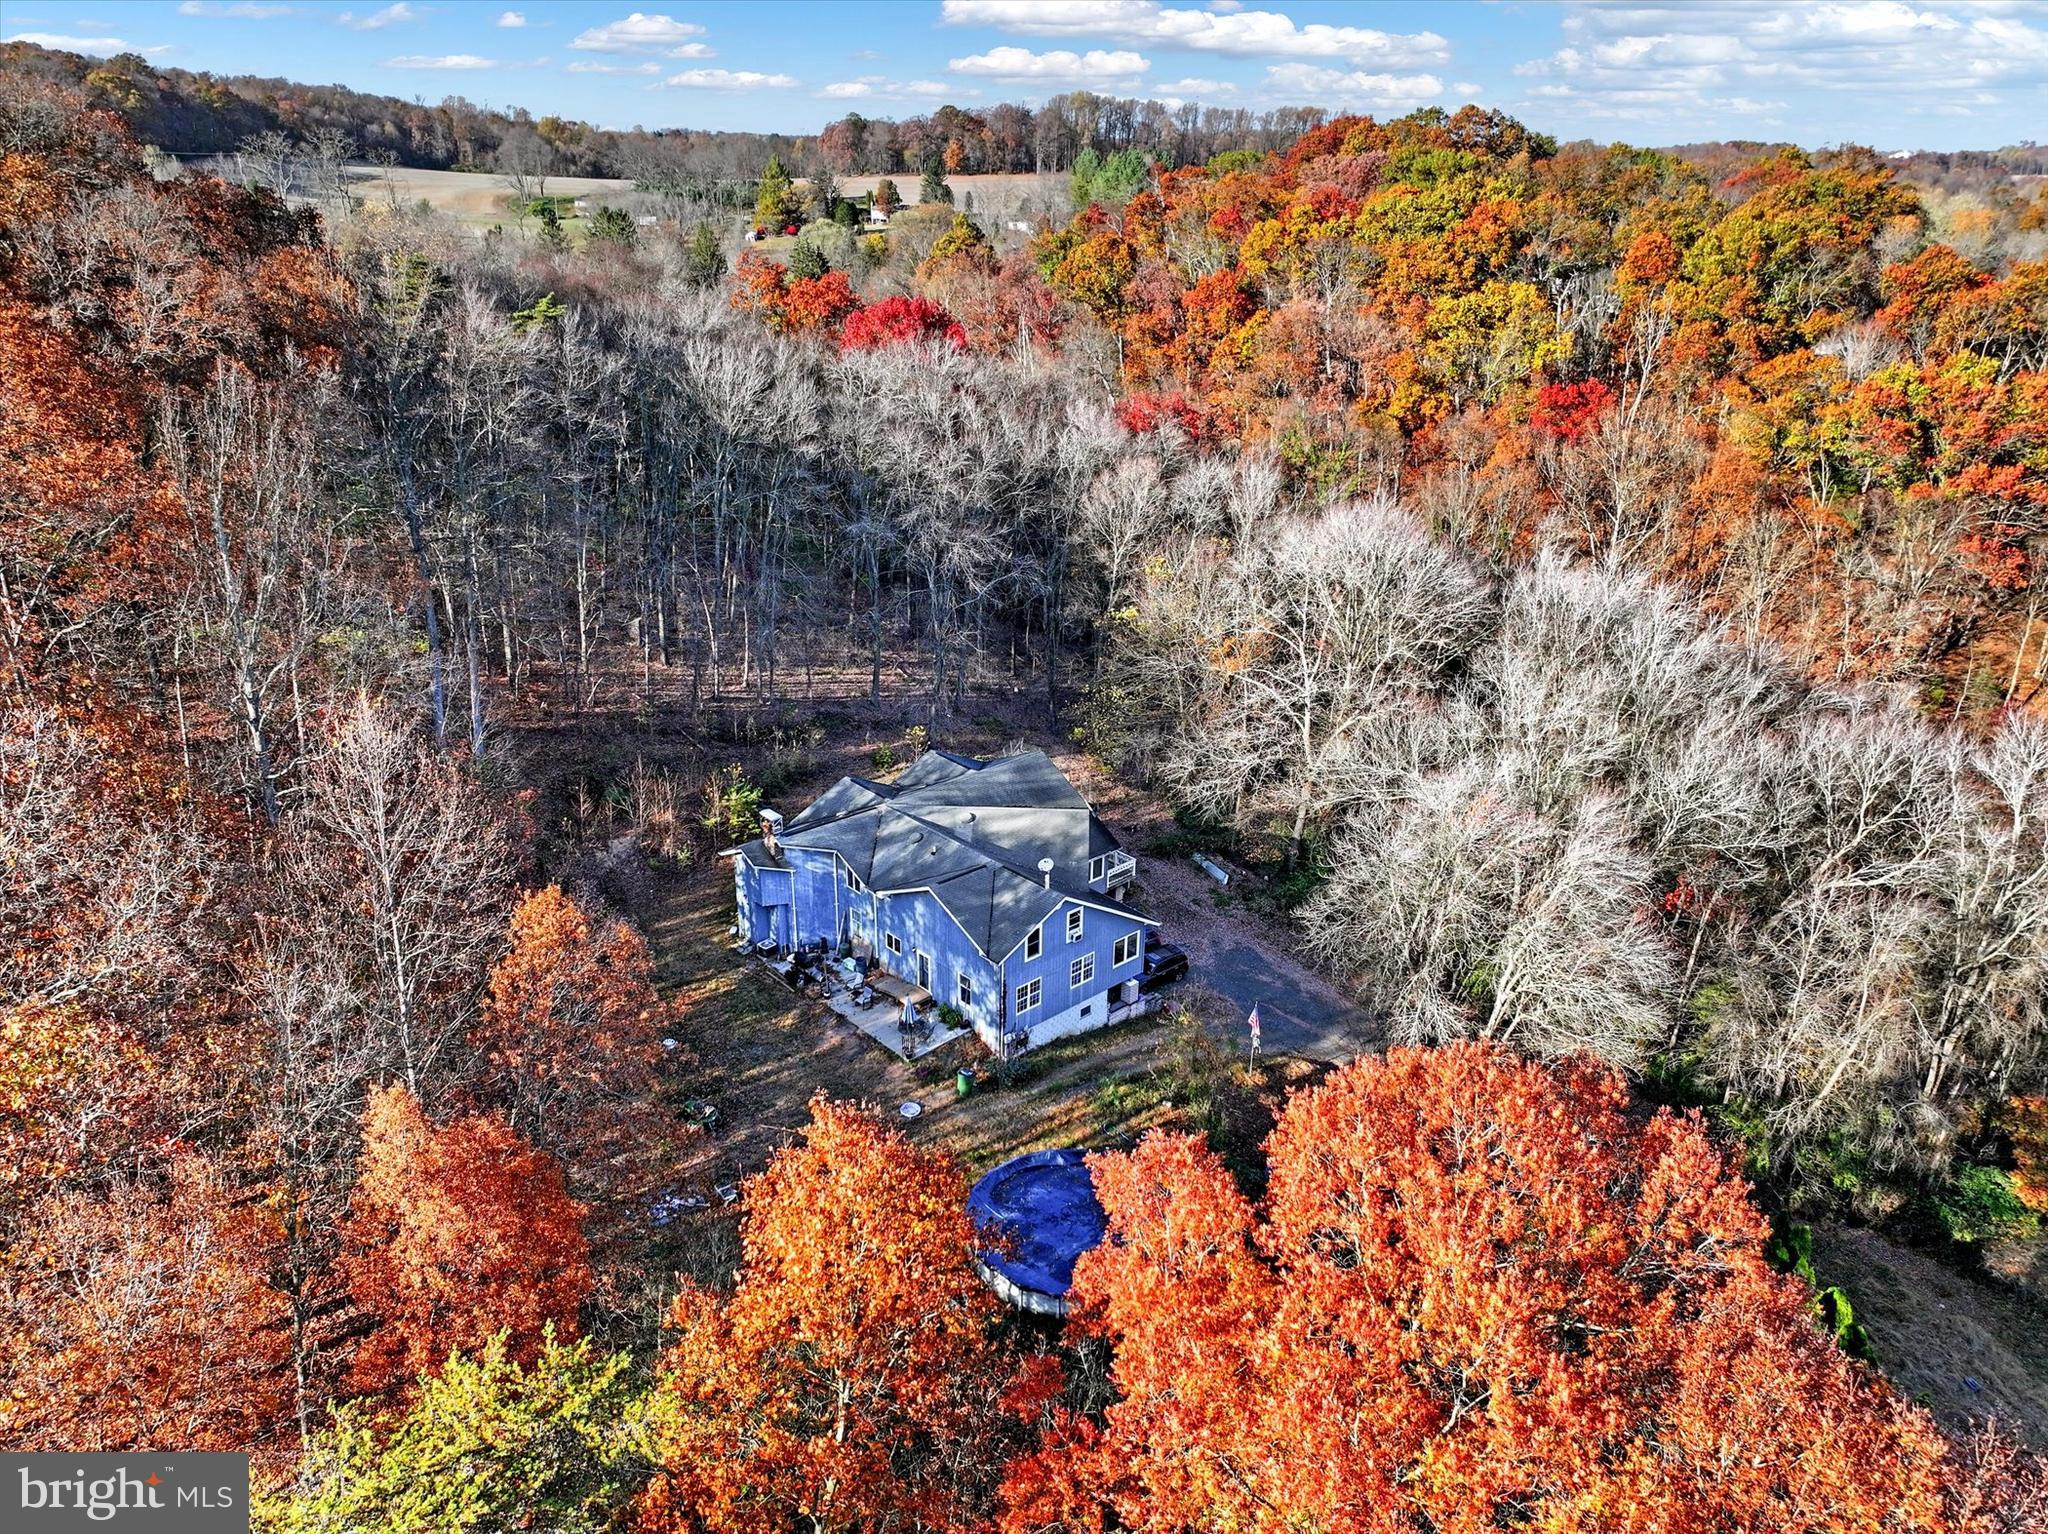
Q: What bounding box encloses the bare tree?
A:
[1160,500,1494,867]
[285,696,512,1095]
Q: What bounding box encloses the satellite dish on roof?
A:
[1037,857,1054,889]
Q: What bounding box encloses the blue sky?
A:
[7,1,2046,149]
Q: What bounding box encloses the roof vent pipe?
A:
[1038,857,1054,889]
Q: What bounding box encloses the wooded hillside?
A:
[2,60,2045,1528]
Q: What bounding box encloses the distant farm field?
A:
[341,163,636,226]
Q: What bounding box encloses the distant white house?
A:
[866,204,892,228]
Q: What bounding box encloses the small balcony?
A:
[1100,850,1137,889]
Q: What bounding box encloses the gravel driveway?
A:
[1054,748,1380,1065]
[1138,851,1378,1062]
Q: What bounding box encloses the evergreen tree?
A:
[919,159,952,206]
[586,206,635,246]
[683,222,726,287]
[534,200,569,251]
[754,154,798,230]
[787,237,828,281]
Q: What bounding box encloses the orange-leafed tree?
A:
[476,885,681,1201]
[2011,1096,2048,1214]
[471,880,679,1277]
[639,1095,1057,1534]
[1004,1044,1968,1533]
[338,1083,591,1396]
[0,1152,293,1454]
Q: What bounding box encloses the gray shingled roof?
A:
[734,749,1147,958]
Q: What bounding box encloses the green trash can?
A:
[956,1068,974,1098]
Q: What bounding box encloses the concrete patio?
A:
[820,983,968,1061]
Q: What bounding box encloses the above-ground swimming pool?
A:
[967,1148,1108,1317]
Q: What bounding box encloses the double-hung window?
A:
[1066,907,1084,942]
[1070,953,1094,988]
[1113,932,1139,967]
[1024,926,1043,961]
[1016,978,1042,1013]
[958,973,973,1008]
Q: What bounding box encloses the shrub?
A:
[1933,1165,2040,1244]
[700,763,762,843]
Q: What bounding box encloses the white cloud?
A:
[1261,61,1445,112]
[496,9,526,26]
[566,59,661,74]
[1512,1,2048,128]
[949,45,1150,83]
[384,53,497,69]
[338,2,418,30]
[5,30,171,55]
[939,0,1448,67]
[178,2,295,16]
[571,11,706,52]
[817,76,954,100]
[1150,75,1235,95]
[661,67,798,89]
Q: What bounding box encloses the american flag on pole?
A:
[1247,1003,1261,1050]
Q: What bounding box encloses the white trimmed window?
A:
[1016,978,1042,1013]
[885,932,902,955]
[1070,953,1095,988]
[846,868,865,894]
[1066,907,1084,942]
[1024,926,1042,960]
[1113,932,1139,966]
[1090,854,1106,882]
[958,973,973,1008]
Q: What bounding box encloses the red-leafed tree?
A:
[840,295,965,352]
[1004,1044,1971,1532]
[639,1096,1057,1534]
[338,1084,591,1396]
[1530,377,1617,440]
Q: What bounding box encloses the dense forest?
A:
[4,48,2048,1531]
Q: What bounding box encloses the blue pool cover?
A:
[968,1148,1108,1309]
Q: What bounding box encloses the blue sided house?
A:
[725,749,1153,1053]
